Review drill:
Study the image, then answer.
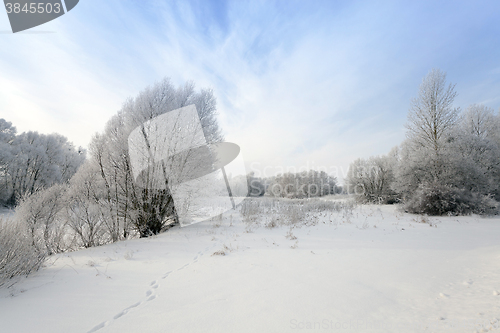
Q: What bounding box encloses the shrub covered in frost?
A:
[404,182,498,216]
[0,217,46,288]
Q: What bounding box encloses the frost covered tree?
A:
[346,149,398,203]
[69,78,223,238]
[0,120,17,204]
[406,68,459,154]
[394,69,459,197]
[397,103,500,200]
[448,105,500,198]
[0,123,86,207]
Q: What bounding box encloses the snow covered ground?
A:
[0,207,15,220]
[1,203,499,333]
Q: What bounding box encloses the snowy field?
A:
[1,203,500,333]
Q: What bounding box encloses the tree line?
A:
[245,170,340,198]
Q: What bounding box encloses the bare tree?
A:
[346,151,397,203]
[395,69,459,196]
[406,69,459,154]
[70,78,223,239]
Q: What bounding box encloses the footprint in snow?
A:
[113,312,126,320]
[87,321,109,333]
[87,246,215,332]
[178,263,189,271]
[113,302,142,320]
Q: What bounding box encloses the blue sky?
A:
[1,0,499,182]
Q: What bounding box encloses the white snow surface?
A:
[1,204,500,333]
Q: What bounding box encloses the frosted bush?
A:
[0,217,45,288]
[14,184,70,255]
[404,182,499,216]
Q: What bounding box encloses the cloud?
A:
[0,0,499,182]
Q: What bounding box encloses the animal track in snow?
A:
[112,302,140,320]
[86,243,218,332]
[88,321,109,333]
[178,263,190,271]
